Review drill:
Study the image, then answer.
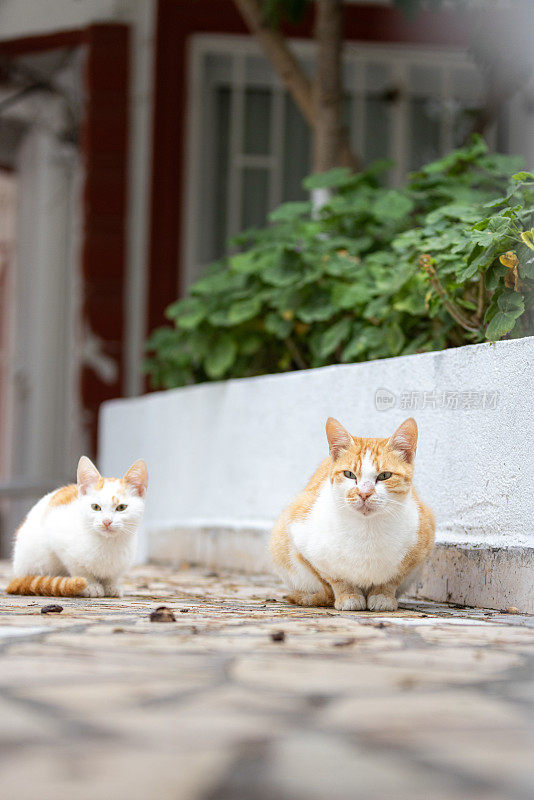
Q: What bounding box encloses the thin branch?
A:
[232,0,360,171]
[284,337,308,370]
[233,0,315,124]
[476,274,485,320]
[421,258,481,334]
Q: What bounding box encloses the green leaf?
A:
[263,248,303,286]
[227,295,263,324]
[497,290,524,316]
[264,312,292,339]
[361,158,394,180]
[297,290,337,323]
[268,201,311,222]
[393,294,427,315]
[331,282,373,309]
[512,172,534,182]
[166,297,206,330]
[485,311,518,340]
[229,251,259,274]
[363,296,390,321]
[470,216,512,246]
[204,335,237,379]
[485,262,508,291]
[187,328,212,361]
[417,134,487,175]
[341,326,383,362]
[520,255,534,279]
[240,333,263,355]
[456,259,480,282]
[324,253,362,279]
[313,317,352,359]
[303,167,353,190]
[192,270,247,295]
[341,334,365,362]
[372,190,414,222]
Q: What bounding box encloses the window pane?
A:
[205,53,232,83]
[451,67,482,147]
[241,168,269,229]
[246,55,275,87]
[409,67,441,170]
[199,85,230,264]
[244,88,271,155]
[282,94,311,202]
[364,63,391,164]
[215,87,231,257]
[409,97,441,170]
[365,98,390,164]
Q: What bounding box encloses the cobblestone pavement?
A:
[0,561,532,800]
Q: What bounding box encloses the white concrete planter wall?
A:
[100,337,534,612]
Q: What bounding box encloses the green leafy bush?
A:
[146,137,533,388]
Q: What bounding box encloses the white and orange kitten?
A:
[7,456,148,598]
[270,417,434,611]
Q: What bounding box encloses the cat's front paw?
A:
[334,592,366,611]
[82,582,105,598]
[367,593,397,612]
[285,590,332,608]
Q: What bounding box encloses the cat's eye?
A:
[116,504,128,512]
[91,503,101,511]
[343,470,357,480]
[377,472,392,481]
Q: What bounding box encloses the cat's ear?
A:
[123,459,148,497]
[326,418,353,460]
[388,418,418,463]
[77,456,101,494]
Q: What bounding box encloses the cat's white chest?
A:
[47,504,136,579]
[290,481,419,588]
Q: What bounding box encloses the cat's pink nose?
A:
[358,482,374,501]
[102,518,112,528]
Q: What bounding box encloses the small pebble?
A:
[397,676,416,690]
[505,606,519,614]
[333,637,356,648]
[41,604,63,614]
[149,606,176,623]
[270,630,285,642]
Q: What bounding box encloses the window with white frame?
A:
[0,170,16,482]
[183,35,494,286]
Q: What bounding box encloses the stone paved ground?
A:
[0,561,532,800]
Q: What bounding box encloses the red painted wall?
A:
[81,24,129,453]
[0,25,129,455]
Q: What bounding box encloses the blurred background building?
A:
[0,0,532,552]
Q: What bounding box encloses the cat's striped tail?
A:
[6,575,87,597]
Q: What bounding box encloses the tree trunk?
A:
[232,0,359,173]
[233,0,315,125]
[313,0,343,173]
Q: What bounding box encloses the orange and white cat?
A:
[7,456,148,598]
[270,417,434,611]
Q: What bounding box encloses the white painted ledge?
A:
[100,336,534,612]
